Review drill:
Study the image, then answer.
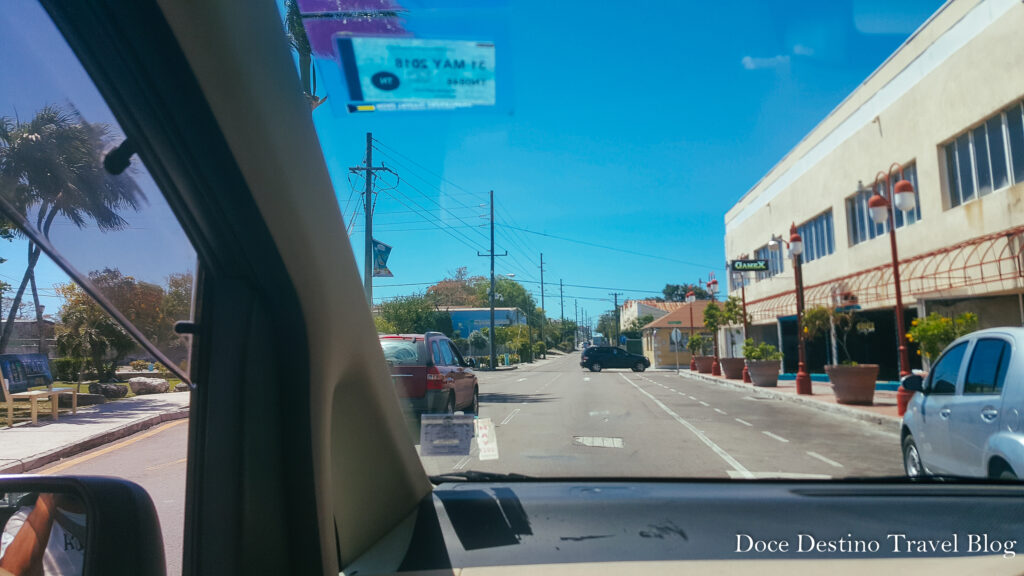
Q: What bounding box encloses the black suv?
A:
[580,346,650,372]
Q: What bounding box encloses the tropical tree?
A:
[427,267,485,307]
[703,301,723,359]
[54,282,136,382]
[0,105,144,353]
[621,314,655,339]
[377,294,453,335]
[663,283,709,302]
[720,296,746,357]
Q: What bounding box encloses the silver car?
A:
[902,327,1023,480]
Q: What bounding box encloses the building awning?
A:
[744,225,1024,323]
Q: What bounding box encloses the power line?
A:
[502,224,718,269]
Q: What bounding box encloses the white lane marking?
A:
[762,431,790,443]
[714,408,727,415]
[670,388,677,392]
[500,408,521,426]
[517,377,527,382]
[584,377,591,382]
[620,373,753,479]
[689,396,697,401]
[588,410,610,417]
[735,418,753,427]
[699,401,709,407]
[574,436,624,448]
[453,455,472,470]
[807,451,844,468]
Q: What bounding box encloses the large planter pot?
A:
[746,360,781,387]
[719,358,745,379]
[694,356,715,374]
[827,364,879,405]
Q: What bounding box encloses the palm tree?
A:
[0,104,144,353]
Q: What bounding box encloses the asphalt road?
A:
[418,352,904,479]
[38,419,188,576]
[27,350,905,574]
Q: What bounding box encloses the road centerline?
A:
[762,431,790,443]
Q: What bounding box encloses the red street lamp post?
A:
[770,224,812,395]
[687,291,697,371]
[868,163,918,415]
[708,273,721,376]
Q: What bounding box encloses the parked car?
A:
[380,333,479,416]
[580,346,650,372]
[901,327,1023,479]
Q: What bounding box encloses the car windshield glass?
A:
[380,339,427,365]
[275,0,1020,482]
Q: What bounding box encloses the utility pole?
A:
[559,279,565,347]
[348,132,393,307]
[610,292,622,347]
[574,299,579,349]
[539,253,546,359]
[478,190,506,369]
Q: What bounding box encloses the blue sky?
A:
[1,0,943,326]
[304,0,944,324]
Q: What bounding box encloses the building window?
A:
[846,163,922,246]
[796,210,834,263]
[753,244,783,281]
[944,101,1024,208]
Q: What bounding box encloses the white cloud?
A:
[792,44,815,56]
[741,55,790,70]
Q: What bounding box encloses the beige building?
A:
[640,301,710,369]
[619,299,686,333]
[724,0,1024,380]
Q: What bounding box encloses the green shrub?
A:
[130,359,150,371]
[51,357,85,381]
[742,338,782,361]
[532,342,546,357]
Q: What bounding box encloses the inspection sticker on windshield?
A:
[475,418,499,461]
[336,37,495,113]
[420,414,475,456]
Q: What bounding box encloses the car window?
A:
[928,342,968,395]
[431,341,443,365]
[440,340,455,366]
[964,339,1011,395]
[448,342,466,366]
[380,339,426,365]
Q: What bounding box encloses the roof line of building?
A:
[725,0,1014,234]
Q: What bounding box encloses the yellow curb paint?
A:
[40,419,187,475]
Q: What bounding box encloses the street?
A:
[419,352,903,479]
[38,419,188,576]
[27,351,903,575]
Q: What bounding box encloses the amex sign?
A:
[730,259,770,272]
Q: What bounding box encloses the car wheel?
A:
[995,465,1017,480]
[902,434,924,478]
[589,362,602,372]
[634,362,646,372]
[469,386,479,416]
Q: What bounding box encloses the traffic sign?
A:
[731,259,770,271]
[671,328,682,344]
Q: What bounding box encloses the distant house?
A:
[619,299,688,332]
[640,301,710,369]
[0,319,57,358]
[443,306,527,338]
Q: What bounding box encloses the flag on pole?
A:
[372,238,393,277]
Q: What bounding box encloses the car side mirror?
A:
[901,373,924,393]
[0,476,164,576]
[465,358,476,368]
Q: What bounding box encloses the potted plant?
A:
[804,305,878,405]
[717,296,746,379]
[743,339,782,387]
[688,334,714,373]
[703,301,723,375]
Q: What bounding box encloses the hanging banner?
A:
[372,238,393,277]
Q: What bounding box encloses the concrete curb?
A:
[677,370,902,429]
[0,408,190,475]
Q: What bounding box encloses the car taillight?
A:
[426,366,445,389]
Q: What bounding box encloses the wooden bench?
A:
[1,376,75,427]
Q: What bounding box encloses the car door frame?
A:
[950,336,1013,477]
[917,339,971,475]
[446,340,474,409]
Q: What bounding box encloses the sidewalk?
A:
[0,393,190,474]
[676,369,901,427]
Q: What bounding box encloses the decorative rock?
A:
[128,377,170,395]
[174,382,190,393]
[89,383,128,399]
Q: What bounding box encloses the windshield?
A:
[380,338,427,365]
[272,0,1024,481]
